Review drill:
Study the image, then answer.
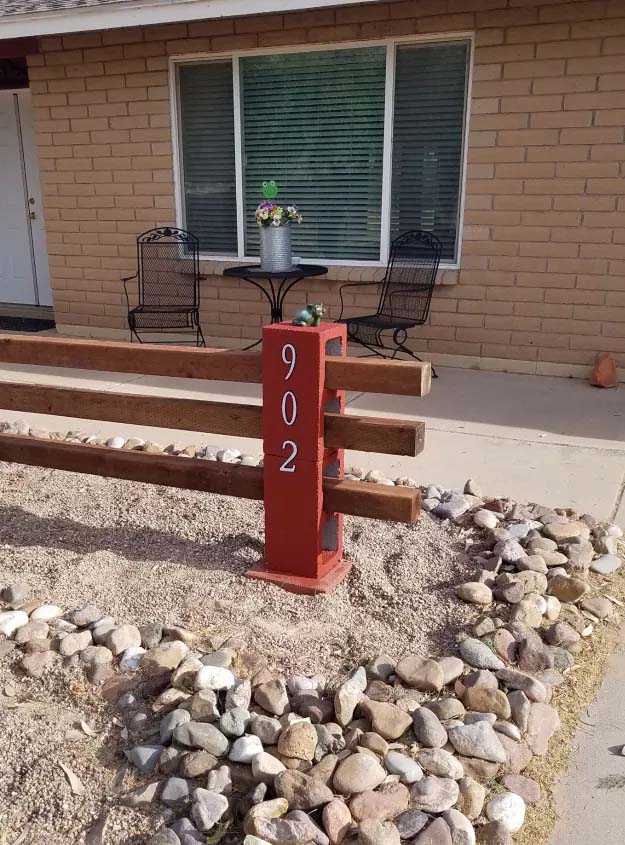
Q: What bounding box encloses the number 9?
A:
[281,343,296,381]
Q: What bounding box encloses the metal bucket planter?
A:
[259,224,293,272]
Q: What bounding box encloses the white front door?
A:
[0,89,52,307]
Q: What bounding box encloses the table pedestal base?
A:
[244,559,352,595]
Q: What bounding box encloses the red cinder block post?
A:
[245,321,351,594]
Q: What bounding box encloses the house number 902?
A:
[279,343,298,473]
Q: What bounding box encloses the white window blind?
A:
[240,47,386,262]
[391,42,469,262]
[175,39,470,264]
[178,61,238,254]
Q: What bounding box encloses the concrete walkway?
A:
[0,362,623,520]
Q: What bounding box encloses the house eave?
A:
[0,0,379,40]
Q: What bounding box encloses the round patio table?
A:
[223,263,328,348]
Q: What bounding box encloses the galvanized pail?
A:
[259,224,293,273]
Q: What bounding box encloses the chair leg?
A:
[395,342,438,378]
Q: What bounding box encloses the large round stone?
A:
[396,655,444,692]
[333,754,386,795]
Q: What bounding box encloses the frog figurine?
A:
[292,303,325,327]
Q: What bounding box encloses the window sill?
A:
[199,257,459,285]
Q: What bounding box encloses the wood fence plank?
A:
[0,383,424,456]
[0,335,430,396]
[325,413,425,457]
[0,335,262,383]
[0,434,264,499]
[0,381,263,438]
[0,435,419,522]
[324,477,420,523]
[325,357,431,397]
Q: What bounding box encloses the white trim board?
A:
[169,33,474,268]
[0,0,381,40]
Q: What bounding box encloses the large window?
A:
[175,39,470,265]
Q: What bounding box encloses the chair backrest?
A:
[137,227,200,308]
[377,230,442,324]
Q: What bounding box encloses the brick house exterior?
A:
[2,0,625,378]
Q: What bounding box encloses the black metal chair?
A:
[336,230,442,375]
[122,227,206,346]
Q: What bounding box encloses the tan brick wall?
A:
[27,0,625,375]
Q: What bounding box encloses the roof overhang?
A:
[0,0,379,40]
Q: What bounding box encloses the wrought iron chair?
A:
[336,230,442,375]
[122,227,206,346]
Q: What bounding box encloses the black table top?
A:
[223,263,328,280]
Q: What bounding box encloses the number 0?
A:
[280,440,297,472]
[281,390,297,426]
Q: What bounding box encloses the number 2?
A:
[279,440,297,472]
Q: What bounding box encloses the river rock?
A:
[544,622,580,649]
[334,754,386,795]
[254,679,289,716]
[384,750,423,783]
[459,639,504,671]
[496,669,547,703]
[14,620,49,645]
[425,698,466,721]
[474,510,498,530]
[456,583,492,605]
[252,752,286,784]
[476,822,513,845]
[323,800,352,844]
[230,735,263,763]
[448,722,506,764]
[499,775,541,805]
[413,818,452,845]
[251,715,283,745]
[411,776,459,813]
[443,809,475,845]
[125,744,164,773]
[580,595,613,619]
[219,706,251,738]
[433,495,470,520]
[243,798,289,834]
[226,678,252,710]
[188,689,219,722]
[30,604,63,622]
[417,748,464,780]
[195,665,235,691]
[335,679,364,727]
[439,656,465,685]
[548,575,588,603]
[191,788,229,832]
[361,700,412,741]
[462,688,510,720]
[366,655,396,683]
[275,770,334,809]
[351,819,400,845]
[485,792,525,833]
[395,809,429,839]
[160,777,192,810]
[174,721,229,756]
[526,702,560,755]
[413,708,448,748]
[160,708,191,743]
[493,540,525,564]
[180,751,218,779]
[350,782,409,823]
[396,655,444,692]
[590,554,621,575]
[20,650,55,678]
[105,624,141,656]
[456,776,486,821]
[507,691,530,733]
[493,630,516,663]
[0,610,29,636]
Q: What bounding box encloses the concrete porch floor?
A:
[0,362,622,522]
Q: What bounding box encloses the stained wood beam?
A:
[0,335,431,396]
[0,382,425,456]
[0,435,419,522]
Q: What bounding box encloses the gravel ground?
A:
[0,461,470,845]
[0,463,470,676]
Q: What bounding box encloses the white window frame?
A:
[169,32,474,270]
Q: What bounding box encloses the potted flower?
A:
[255,182,302,273]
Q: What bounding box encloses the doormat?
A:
[0,316,55,332]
